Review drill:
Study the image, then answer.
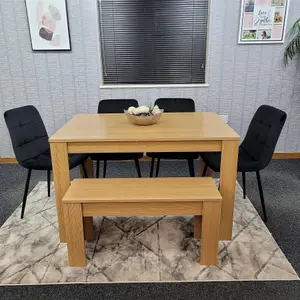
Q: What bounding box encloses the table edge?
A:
[49,137,240,143]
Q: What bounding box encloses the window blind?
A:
[98,0,209,85]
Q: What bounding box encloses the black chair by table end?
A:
[147,98,199,177]
[201,105,287,222]
[90,99,143,178]
[4,105,89,219]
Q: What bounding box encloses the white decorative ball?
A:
[152,105,161,115]
[139,106,150,114]
[133,107,142,115]
[128,106,136,114]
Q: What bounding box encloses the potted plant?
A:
[284,18,300,65]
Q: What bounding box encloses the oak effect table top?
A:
[49,112,240,143]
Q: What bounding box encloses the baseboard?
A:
[0,157,18,164]
[1,153,300,164]
[272,153,300,159]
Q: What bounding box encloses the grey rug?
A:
[0,181,298,284]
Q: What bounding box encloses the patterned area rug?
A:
[0,181,298,284]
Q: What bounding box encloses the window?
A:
[98,0,209,86]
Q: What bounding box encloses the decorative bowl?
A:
[124,110,164,126]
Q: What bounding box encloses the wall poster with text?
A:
[239,0,289,44]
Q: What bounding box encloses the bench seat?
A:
[62,177,222,267]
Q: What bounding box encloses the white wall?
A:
[1,0,300,156]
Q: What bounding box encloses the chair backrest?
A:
[240,105,287,169]
[155,98,195,112]
[4,105,49,166]
[98,99,139,113]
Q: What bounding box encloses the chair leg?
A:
[242,172,246,199]
[21,169,32,219]
[256,171,267,222]
[96,160,100,178]
[134,158,142,178]
[150,158,155,177]
[187,158,195,177]
[155,158,161,177]
[47,170,51,197]
[103,160,107,178]
[202,164,208,177]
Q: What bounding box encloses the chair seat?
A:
[90,152,143,161]
[147,152,199,160]
[201,148,262,173]
[21,149,88,170]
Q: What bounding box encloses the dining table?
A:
[49,112,240,243]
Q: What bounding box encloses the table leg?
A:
[194,215,202,239]
[50,142,70,243]
[80,158,95,242]
[198,158,212,177]
[83,216,94,242]
[64,203,86,267]
[200,202,221,265]
[219,140,239,240]
[80,158,94,178]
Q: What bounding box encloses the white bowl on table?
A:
[124,109,164,126]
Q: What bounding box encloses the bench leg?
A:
[200,202,221,265]
[80,159,94,242]
[64,204,86,267]
[194,215,202,239]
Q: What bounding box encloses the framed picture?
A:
[25,0,71,51]
[238,0,290,44]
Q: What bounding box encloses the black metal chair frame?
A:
[202,166,267,221]
[149,156,195,178]
[4,105,88,219]
[91,99,143,178]
[148,98,197,178]
[95,158,142,178]
[201,105,287,222]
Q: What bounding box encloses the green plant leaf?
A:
[289,18,300,38]
[284,19,300,66]
[284,36,300,66]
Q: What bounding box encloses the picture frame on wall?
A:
[25,0,71,51]
[238,0,290,44]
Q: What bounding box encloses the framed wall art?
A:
[25,0,71,51]
[238,0,289,44]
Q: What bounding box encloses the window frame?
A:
[96,0,212,89]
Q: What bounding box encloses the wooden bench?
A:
[62,177,222,267]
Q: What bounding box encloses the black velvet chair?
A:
[4,105,88,219]
[90,99,143,178]
[201,105,287,222]
[147,98,199,177]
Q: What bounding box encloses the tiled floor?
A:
[0,181,298,284]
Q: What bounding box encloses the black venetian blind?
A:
[98,0,208,85]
